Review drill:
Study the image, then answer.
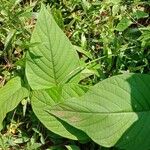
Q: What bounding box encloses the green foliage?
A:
[50,73,150,150]
[0,1,150,149]
[31,84,89,140]
[26,5,81,90]
[116,18,133,31]
[26,5,89,141]
[0,77,28,130]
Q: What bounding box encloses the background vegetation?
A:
[0,0,150,149]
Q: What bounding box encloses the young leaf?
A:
[26,5,80,90]
[0,77,29,129]
[116,18,132,32]
[31,84,89,140]
[49,73,150,150]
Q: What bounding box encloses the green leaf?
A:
[105,0,121,5]
[139,26,150,41]
[112,4,120,16]
[138,27,150,47]
[49,73,150,150]
[51,8,64,29]
[31,84,89,140]
[66,145,80,150]
[132,10,149,20]
[4,30,16,52]
[0,77,29,129]
[26,5,80,90]
[116,18,132,32]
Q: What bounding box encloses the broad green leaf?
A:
[49,73,150,150]
[26,5,80,90]
[0,77,29,129]
[31,84,89,140]
[116,18,132,32]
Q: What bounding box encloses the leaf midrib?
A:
[44,10,58,85]
[48,109,150,115]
